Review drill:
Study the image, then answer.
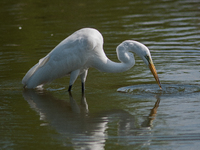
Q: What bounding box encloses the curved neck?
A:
[92,56,135,73]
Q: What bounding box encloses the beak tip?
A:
[158,82,162,90]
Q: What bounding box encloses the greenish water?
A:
[1,0,200,149]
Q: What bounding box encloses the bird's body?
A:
[22,28,161,92]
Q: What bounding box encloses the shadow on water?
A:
[22,90,161,149]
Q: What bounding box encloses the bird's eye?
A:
[145,55,150,62]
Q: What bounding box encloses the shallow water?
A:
[117,84,200,95]
[1,0,200,149]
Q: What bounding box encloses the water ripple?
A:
[117,84,200,96]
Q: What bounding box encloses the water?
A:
[117,84,200,95]
[1,0,200,149]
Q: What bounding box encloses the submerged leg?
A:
[80,70,88,93]
[68,85,72,92]
[81,82,85,93]
[68,69,80,92]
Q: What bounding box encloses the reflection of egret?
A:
[23,90,161,149]
[22,28,161,93]
[141,95,160,128]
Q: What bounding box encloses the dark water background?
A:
[1,0,200,149]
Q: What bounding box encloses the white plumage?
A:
[22,28,161,92]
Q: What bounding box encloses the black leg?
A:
[68,90,72,97]
[68,85,72,92]
[82,82,84,93]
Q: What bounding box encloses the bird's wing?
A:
[22,28,100,88]
[22,40,89,88]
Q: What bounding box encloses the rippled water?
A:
[1,0,200,149]
[117,84,200,95]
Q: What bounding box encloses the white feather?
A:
[22,28,160,90]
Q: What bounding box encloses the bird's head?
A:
[120,40,162,89]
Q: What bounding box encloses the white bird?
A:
[22,28,162,92]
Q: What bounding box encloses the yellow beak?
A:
[148,62,162,90]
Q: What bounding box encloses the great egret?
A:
[22,28,162,92]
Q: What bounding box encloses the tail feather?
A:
[22,56,50,88]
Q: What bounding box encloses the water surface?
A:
[1,0,200,149]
